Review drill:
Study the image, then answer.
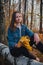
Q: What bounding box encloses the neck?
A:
[14,22,21,28]
[16,23,21,26]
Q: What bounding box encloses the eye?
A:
[16,16,18,18]
[19,16,22,17]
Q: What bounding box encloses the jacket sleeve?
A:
[25,25,34,38]
[25,25,35,46]
[7,28,16,48]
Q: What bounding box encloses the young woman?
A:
[7,11,43,63]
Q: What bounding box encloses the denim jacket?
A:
[8,24,34,49]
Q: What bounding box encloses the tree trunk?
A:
[19,0,21,12]
[39,0,42,33]
[0,0,5,42]
[9,0,11,22]
[30,0,34,30]
[23,0,27,24]
[26,0,28,26]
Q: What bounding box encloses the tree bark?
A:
[30,0,34,30]
[0,0,5,42]
[23,0,27,24]
[19,0,21,12]
[39,0,42,33]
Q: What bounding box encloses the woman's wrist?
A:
[34,33,40,45]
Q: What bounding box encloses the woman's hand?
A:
[15,44,18,47]
[15,44,22,48]
[34,33,40,45]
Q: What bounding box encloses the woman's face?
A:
[15,13,23,23]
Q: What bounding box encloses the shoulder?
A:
[21,24,27,28]
[8,27,13,34]
[8,27,11,32]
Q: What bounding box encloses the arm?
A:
[25,26,43,53]
[7,28,16,48]
[25,25,34,46]
[25,25,34,38]
[34,33,43,53]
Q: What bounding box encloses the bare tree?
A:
[40,0,42,33]
[26,0,28,26]
[23,0,27,24]
[9,0,11,22]
[0,0,5,42]
[19,0,21,12]
[30,0,34,30]
[0,0,10,44]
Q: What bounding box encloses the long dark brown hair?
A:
[10,11,21,31]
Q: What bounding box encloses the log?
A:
[0,43,14,65]
[0,43,43,65]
